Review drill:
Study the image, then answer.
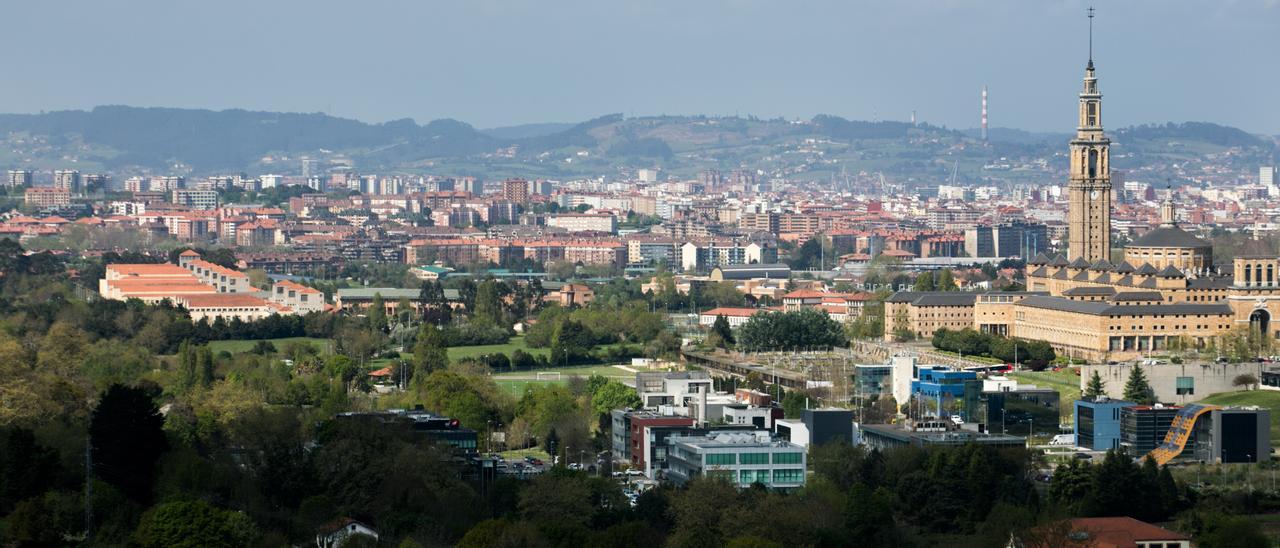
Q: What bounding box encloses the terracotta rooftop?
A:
[177,294,272,308]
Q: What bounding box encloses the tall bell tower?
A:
[1067,7,1112,262]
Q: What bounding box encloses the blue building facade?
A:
[911,367,979,419]
[1074,398,1133,450]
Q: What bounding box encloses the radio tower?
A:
[981,85,989,141]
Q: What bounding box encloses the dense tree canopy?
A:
[737,308,847,351]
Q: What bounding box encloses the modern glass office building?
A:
[666,431,807,490]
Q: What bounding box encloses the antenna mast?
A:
[1088,6,1095,63]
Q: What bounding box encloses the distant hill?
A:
[1114,122,1267,148]
[480,122,577,139]
[962,127,1072,145]
[0,106,1271,179]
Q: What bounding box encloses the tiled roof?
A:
[701,307,762,318]
[177,294,271,308]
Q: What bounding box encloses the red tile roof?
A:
[700,307,761,318]
[1059,517,1189,547]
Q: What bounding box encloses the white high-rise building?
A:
[1262,166,1277,197]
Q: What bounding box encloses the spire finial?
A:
[1087,6,1095,64]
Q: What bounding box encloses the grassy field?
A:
[491,363,637,396]
[447,336,549,361]
[207,337,331,355]
[1200,390,1280,446]
[1009,368,1082,422]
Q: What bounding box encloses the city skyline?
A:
[3,0,1279,134]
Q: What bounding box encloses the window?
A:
[706,453,736,466]
[707,470,734,481]
[772,469,804,483]
[1176,377,1194,396]
[740,470,767,484]
[740,453,769,465]
[772,452,802,465]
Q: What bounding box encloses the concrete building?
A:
[53,169,80,193]
[172,189,219,210]
[666,431,806,489]
[269,280,325,314]
[547,213,617,234]
[502,178,529,203]
[698,307,759,328]
[24,187,70,208]
[6,170,33,188]
[635,371,714,417]
[1080,362,1265,405]
[963,221,1047,259]
[175,293,277,323]
[680,241,775,272]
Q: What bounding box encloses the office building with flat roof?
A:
[666,431,806,490]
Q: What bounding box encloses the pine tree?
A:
[1123,366,1154,404]
[711,315,734,347]
[1084,371,1107,400]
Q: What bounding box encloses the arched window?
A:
[1088,149,1099,178]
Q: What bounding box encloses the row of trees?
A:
[930,328,1056,369]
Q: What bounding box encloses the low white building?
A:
[269,280,325,314]
[697,307,759,328]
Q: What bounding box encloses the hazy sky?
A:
[4,0,1278,133]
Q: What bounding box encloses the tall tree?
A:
[936,269,956,291]
[418,280,453,325]
[1123,367,1154,404]
[711,315,735,347]
[412,324,450,375]
[913,272,936,292]
[1084,371,1107,400]
[473,279,504,327]
[368,292,387,333]
[90,384,169,502]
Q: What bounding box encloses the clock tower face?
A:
[1090,190,1099,199]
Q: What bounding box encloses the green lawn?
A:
[492,364,634,379]
[447,336,549,361]
[207,337,331,355]
[492,364,637,397]
[1009,368,1082,422]
[447,337,637,363]
[1200,390,1280,446]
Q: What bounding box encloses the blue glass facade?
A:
[911,367,979,419]
[1073,399,1132,450]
